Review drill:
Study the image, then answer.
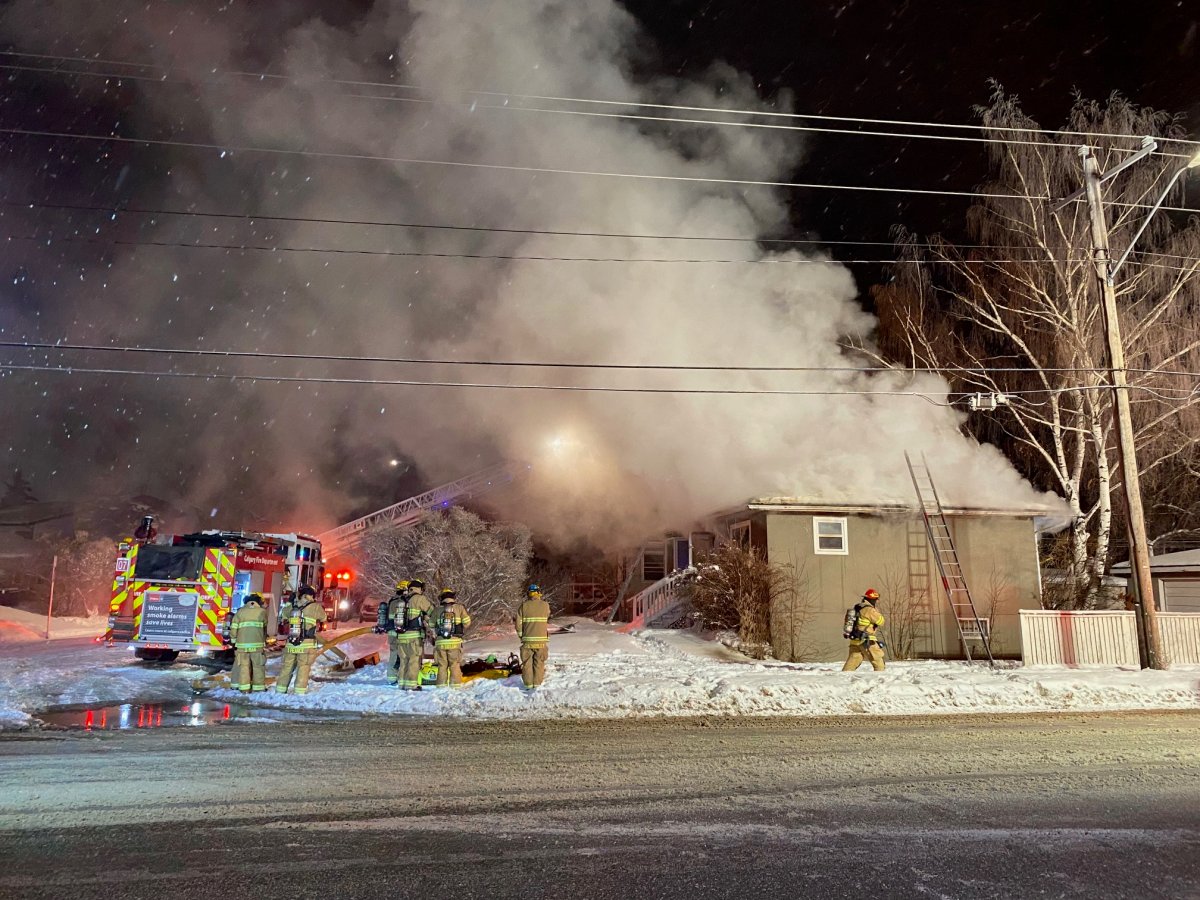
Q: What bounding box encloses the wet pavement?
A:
[36,698,310,729]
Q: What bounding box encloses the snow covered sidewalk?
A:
[209,621,1200,722]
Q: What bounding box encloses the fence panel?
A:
[1160,613,1200,665]
[1019,610,1139,667]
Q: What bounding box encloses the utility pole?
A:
[1078,145,1163,669]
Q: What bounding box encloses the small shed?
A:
[1112,550,1200,613]
[711,498,1053,662]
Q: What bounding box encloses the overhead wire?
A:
[2,49,1196,156]
[7,340,1200,379]
[3,124,1198,215]
[7,232,1200,271]
[3,59,1188,158]
[6,198,1200,264]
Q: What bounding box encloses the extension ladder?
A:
[904,452,996,665]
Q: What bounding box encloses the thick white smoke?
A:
[0,0,1059,543]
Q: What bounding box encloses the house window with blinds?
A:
[813,517,848,555]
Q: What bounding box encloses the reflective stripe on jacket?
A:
[434,601,471,648]
[515,597,551,644]
[230,601,268,650]
[850,604,885,645]
[393,591,435,641]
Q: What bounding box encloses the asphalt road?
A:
[0,711,1198,900]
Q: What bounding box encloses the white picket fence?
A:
[1020,609,1200,667]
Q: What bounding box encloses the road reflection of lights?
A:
[119,705,131,729]
[84,709,94,731]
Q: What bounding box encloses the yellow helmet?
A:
[395,579,411,591]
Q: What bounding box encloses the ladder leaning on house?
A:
[904,452,996,666]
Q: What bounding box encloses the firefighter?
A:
[229,592,268,692]
[276,585,327,695]
[393,578,435,691]
[843,588,886,672]
[378,580,410,686]
[433,588,471,688]
[515,583,551,689]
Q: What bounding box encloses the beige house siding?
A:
[764,510,1041,662]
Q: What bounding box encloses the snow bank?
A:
[210,622,1200,722]
[0,605,106,641]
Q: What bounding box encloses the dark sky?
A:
[0,0,1197,529]
[623,0,1200,252]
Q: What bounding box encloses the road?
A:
[0,711,1198,899]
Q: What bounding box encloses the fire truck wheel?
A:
[134,649,180,664]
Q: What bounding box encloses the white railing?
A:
[618,568,694,632]
[1020,610,1140,667]
[1159,613,1200,665]
[319,462,523,554]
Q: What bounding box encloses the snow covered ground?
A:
[2,614,1198,730]
[213,620,1200,722]
[0,605,107,643]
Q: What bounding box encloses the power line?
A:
[7,341,1200,379]
[4,125,1197,215]
[3,49,1195,157]
[0,362,958,403]
[14,232,1177,267]
[0,125,1045,203]
[7,198,1200,263]
[3,60,1186,159]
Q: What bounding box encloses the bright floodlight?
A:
[389,459,400,467]
[1188,150,1200,170]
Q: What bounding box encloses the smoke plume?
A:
[0,0,1059,544]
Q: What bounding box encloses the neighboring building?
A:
[619,498,1055,662]
[1112,550,1200,613]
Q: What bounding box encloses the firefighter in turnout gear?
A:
[433,588,471,687]
[843,588,886,672]
[229,593,268,692]
[276,585,327,695]
[393,579,434,690]
[380,580,411,686]
[515,584,551,689]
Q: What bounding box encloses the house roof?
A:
[740,497,1060,518]
[1111,549,1200,575]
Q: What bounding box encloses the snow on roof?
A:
[1111,548,1200,575]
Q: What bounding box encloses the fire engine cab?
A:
[105,524,324,663]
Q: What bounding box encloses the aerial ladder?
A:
[318,461,526,557]
[905,452,996,666]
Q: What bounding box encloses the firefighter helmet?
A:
[863,588,880,602]
[527,583,542,595]
[440,588,457,601]
[246,593,264,606]
[409,578,425,590]
[298,585,317,598]
[395,579,411,591]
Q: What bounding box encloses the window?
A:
[642,545,666,581]
[813,517,848,555]
[730,521,751,549]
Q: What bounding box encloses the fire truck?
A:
[105,526,324,663]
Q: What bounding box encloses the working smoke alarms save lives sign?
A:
[140,591,200,642]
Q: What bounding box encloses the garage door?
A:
[1162,580,1200,613]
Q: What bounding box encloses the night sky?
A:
[0,0,1197,532]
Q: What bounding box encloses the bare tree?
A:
[39,532,113,617]
[872,89,1200,605]
[357,507,532,627]
[874,564,929,661]
[686,544,808,659]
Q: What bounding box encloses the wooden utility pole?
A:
[1078,145,1164,669]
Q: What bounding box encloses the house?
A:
[1111,550,1200,613]
[619,497,1055,662]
